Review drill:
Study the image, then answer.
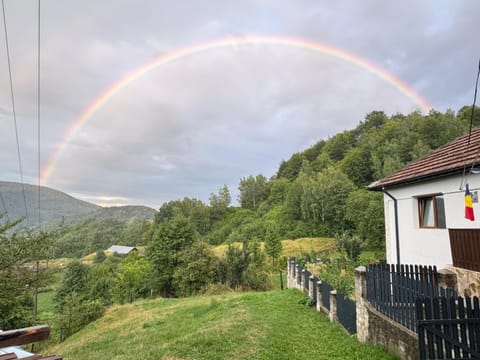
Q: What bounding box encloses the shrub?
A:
[56,292,105,342]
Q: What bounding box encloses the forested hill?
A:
[0,181,100,226]
[276,106,479,185]
[148,106,480,255]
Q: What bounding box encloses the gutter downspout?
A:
[382,187,400,265]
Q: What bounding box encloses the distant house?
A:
[368,127,480,272]
[106,245,137,256]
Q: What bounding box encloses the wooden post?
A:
[279,270,284,290]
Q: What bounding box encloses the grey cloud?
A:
[1,0,478,206]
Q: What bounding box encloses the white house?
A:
[368,127,480,272]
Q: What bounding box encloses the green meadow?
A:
[49,289,396,360]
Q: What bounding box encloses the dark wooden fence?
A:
[416,296,480,359]
[288,258,356,334]
[337,291,357,334]
[304,269,311,291]
[366,263,457,332]
[321,280,333,311]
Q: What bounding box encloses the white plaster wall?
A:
[382,174,480,268]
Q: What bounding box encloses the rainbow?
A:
[41,35,432,185]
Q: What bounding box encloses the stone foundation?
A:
[355,266,418,360]
[365,303,418,360]
[445,265,480,297]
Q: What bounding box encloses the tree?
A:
[345,189,385,254]
[217,240,269,291]
[457,105,480,128]
[56,292,104,342]
[86,258,118,305]
[339,147,374,186]
[93,250,106,264]
[264,224,282,266]
[322,131,355,162]
[277,153,306,180]
[172,242,217,297]
[238,175,268,210]
[335,231,363,262]
[146,216,196,297]
[209,184,231,221]
[55,260,89,311]
[113,253,152,304]
[0,218,54,330]
[266,178,290,206]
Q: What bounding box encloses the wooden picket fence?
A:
[366,263,457,332]
[416,296,480,359]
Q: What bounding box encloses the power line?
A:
[467,59,480,146]
[0,190,8,220]
[1,0,29,225]
[459,58,480,190]
[37,0,41,228]
[34,0,41,319]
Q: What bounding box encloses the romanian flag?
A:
[465,183,475,221]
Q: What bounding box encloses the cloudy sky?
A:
[0,0,479,208]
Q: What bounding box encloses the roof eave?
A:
[368,167,465,191]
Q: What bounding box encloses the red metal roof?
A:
[368,127,480,190]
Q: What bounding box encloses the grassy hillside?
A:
[213,237,336,258]
[0,181,100,226]
[49,290,396,360]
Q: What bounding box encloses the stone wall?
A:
[366,304,418,360]
[355,266,418,360]
[445,265,480,297]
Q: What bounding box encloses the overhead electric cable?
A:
[0,190,8,219]
[37,0,41,228]
[468,59,480,146]
[1,0,29,224]
[33,0,42,319]
[460,58,480,190]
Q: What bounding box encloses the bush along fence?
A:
[287,258,357,335]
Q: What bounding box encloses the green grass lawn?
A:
[49,289,397,360]
[38,290,56,314]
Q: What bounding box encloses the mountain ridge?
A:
[0,181,156,227]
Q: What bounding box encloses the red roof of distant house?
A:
[368,127,480,190]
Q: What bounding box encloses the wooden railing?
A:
[0,325,62,360]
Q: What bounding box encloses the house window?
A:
[418,195,446,228]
